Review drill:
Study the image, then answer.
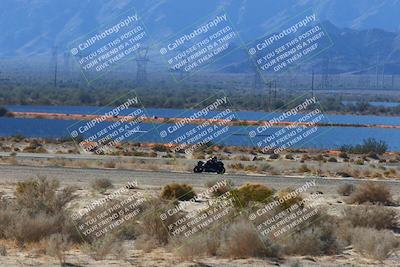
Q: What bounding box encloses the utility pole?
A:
[375,54,379,88]
[392,74,395,89]
[268,81,272,109]
[311,70,314,97]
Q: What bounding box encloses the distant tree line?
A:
[340,138,388,154]
[0,106,7,116]
[0,76,399,115]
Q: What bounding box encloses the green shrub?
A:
[232,183,274,207]
[161,183,196,201]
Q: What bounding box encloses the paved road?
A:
[1,164,400,193]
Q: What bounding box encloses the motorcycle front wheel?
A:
[217,167,225,174]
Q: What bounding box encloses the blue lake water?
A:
[2,105,400,151]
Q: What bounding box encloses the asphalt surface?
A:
[1,164,400,193]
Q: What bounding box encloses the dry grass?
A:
[0,177,77,248]
[103,161,116,168]
[349,182,393,205]
[337,183,355,196]
[281,215,342,256]
[135,197,183,246]
[220,219,279,258]
[351,227,399,260]
[45,234,71,265]
[135,235,159,253]
[275,187,304,210]
[82,234,125,261]
[0,244,6,256]
[205,179,234,197]
[161,183,196,201]
[90,178,114,192]
[343,205,398,230]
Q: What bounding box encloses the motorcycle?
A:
[193,158,225,174]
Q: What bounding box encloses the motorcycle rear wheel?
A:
[194,166,204,173]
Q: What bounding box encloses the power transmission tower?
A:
[0,71,9,82]
[253,69,264,90]
[63,51,71,78]
[321,56,330,89]
[135,47,149,85]
[50,46,58,87]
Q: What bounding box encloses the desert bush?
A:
[6,212,65,245]
[275,188,304,211]
[205,179,234,197]
[281,215,342,256]
[337,183,355,196]
[90,178,114,192]
[367,152,380,160]
[229,162,244,170]
[15,177,76,215]
[351,227,399,260]
[285,154,294,160]
[46,234,71,265]
[135,235,159,253]
[235,155,250,161]
[103,161,116,168]
[0,244,6,256]
[161,183,196,201]
[82,234,125,261]
[152,144,169,152]
[135,197,184,245]
[244,164,258,172]
[232,183,274,207]
[328,157,337,162]
[336,171,352,177]
[298,164,310,173]
[343,206,398,230]
[176,229,222,260]
[313,154,325,161]
[269,153,279,159]
[355,159,364,165]
[258,163,273,172]
[349,183,393,205]
[0,207,14,239]
[338,151,349,159]
[220,218,280,258]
